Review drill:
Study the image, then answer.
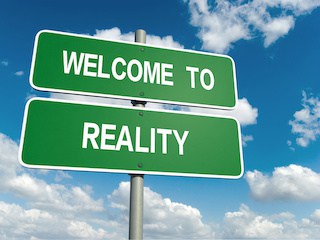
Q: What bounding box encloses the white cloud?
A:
[262,16,295,47]
[14,70,24,76]
[246,164,320,201]
[223,204,284,238]
[54,170,72,182]
[190,97,258,127]
[144,186,214,239]
[287,140,295,151]
[0,133,22,179]
[289,91,320,147]
[188,0,250,53]
[2,169,104,213]
[94,27,184,49]
[67,220,109,239]
[225,98,258,126]
[187,0,320,53]
[221,204,320,239]
[242,134,254,147]
[267,0,320,15]
[0,201,115,240]
[108,181,215,239]
[1,60,8,66]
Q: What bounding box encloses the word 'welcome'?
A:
[63,50,216,91]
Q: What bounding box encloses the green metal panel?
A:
[30,30,238,109]
[19,98,243,178]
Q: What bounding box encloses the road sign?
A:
[19,98,243,178]
[30,30,238,109]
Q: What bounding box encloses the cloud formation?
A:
[222,204,320,239]
[14,70,24,76]
[108,182,215,239]
[190,97,258,127]
[0,201,115,240]
[246,164,320,201]
[242,134,254,147]
[1,60,8,66]
[3,132,320,238]
[289,91,320,147]
[187,0,320,53]
[223,204,284,238]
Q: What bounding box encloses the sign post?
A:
[129,29,146,240]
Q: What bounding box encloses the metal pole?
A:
[129,174,144,240]
[129,29,146,240]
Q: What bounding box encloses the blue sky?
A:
[1,0,320,239]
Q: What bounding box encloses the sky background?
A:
[1,0,320,239]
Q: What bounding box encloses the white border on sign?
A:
[29,29,239,110]
[19,97,244,179]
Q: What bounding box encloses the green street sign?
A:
[19,98,243,178]
[30,30,238,109]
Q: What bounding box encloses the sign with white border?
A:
[19,98,244,179]
[30,30,238,109]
